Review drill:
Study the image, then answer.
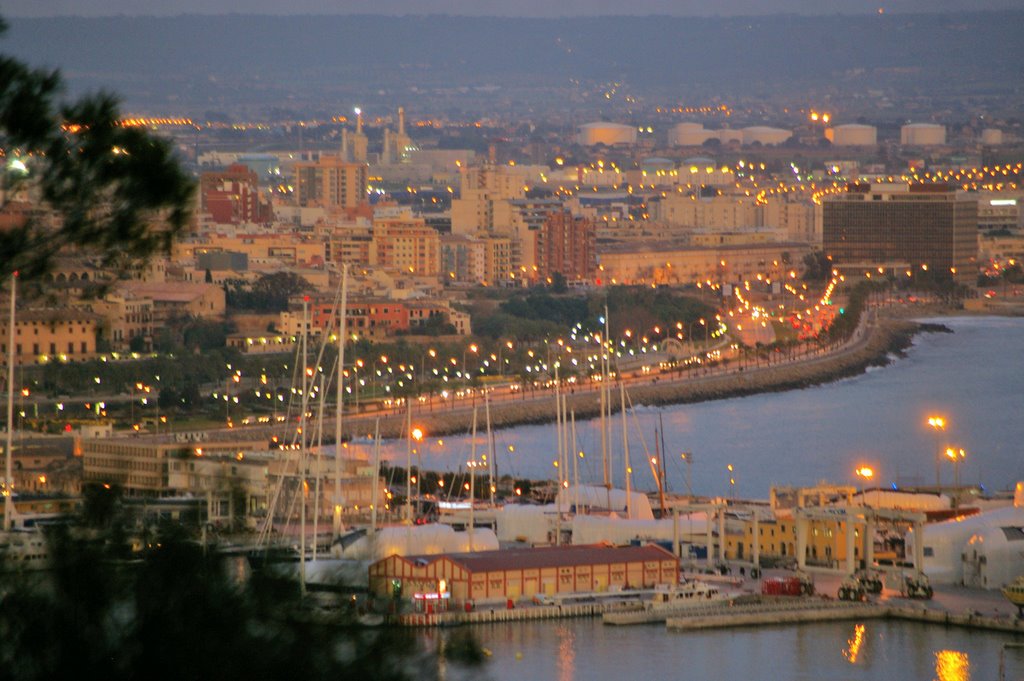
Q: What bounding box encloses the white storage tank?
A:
[901,123,946,146]
[715,128,743,144]
[741,126,792,146]
[830,124,878,146]
[670,122,711,146]
[577,122,637,147]
[981,128,1004,145]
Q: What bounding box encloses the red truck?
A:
[761,575,814,596]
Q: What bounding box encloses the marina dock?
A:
[392,594,1024,634]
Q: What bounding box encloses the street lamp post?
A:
[926,415,947,488]
[855,465,875,506]
[945,447,966,505]
[681,452,693,499]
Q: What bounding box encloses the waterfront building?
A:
[822,183,978,282]
[369,543,678,606]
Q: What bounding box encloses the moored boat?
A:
[1002,575,1024,616]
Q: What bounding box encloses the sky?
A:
[5,0,1023,17]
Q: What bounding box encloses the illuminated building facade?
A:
[823,184,977,281]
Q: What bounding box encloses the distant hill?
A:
[3,13,1022,115]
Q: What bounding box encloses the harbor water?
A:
[385,316,1024,499]
[429,617,1022,681]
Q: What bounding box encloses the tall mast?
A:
[485,390,494,506]
[469,407,477,551]
[333,264,348,537]
[620,380,630,519]
[404,401,412,522]
[555,365,563,546]
[658,412,668,513]
[370,418,380,538]
[4,273,16,531]
[599,334,608,506]
[571,410,579,514]
[298,295,310,595]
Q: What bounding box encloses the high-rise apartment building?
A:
[536,210,596,283]
[823,184,977,280]
[294,156,368,210]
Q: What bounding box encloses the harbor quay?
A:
[386,568,1024,634]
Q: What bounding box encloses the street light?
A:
[727,463,735,500]
[462,343,478,380]
[926,415,947,488]
[945,447,966,503]
[680,452,693,498]
[855,465,875,506]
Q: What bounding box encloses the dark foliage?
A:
[0,18,193,283]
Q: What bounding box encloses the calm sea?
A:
[430,618,1021,681]
[387,316,1024,499]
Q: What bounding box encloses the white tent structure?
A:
[570,512,711,546]
[913,482,1024,588]
[339,524,498,561]
[556,484,655,520]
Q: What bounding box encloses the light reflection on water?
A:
[381,316,1024,498]
[443,619,1002,681]
[935,650,970,681]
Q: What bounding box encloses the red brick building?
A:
[200,164,272,225]
[537,211,596,284]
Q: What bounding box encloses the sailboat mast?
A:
[485,390,494,506]
[298,295,310,595]
[469,407,477,551]
[370,417,380,538]
[653,425,666,515]
[599,337,608,500]
[571,410,579,514]
[620,380,630,519]
[658,412,668,512]
[4,273,16,531]
[404,402,412,522]
[333,264,348,536]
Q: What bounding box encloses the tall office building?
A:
[823,184,977,280]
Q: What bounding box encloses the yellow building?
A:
[0,308,101,363]
[370,216,441,277]
[597,239,811,286]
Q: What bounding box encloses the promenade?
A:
[336,311,926,441]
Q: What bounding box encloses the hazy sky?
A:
[5,0,1023,17]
